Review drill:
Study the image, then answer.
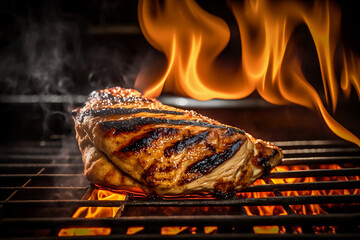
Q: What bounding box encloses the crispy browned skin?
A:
[73,87,283,196]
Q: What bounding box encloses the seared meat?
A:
[73,87,283,196]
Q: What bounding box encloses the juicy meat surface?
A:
[73,87,283,196]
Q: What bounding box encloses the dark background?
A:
[0,0,359,143]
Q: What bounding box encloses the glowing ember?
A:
[253,226,283,234]
[57,162,357,236]
[204,226,218,234]
[135,0,360,147]
[238,163,359,234]
[161,226,191,235]
[60,3,359,236]
[126,227,144,235]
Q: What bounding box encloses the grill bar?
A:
[1,156,359,166]
[244,180,360,191]
[281,156,360,165]
[1,180,358,192]
[7,233,359,240]
[1,167,358,179]
[267,168,360,178]
[0,187,88,190]
[1,156,358,166]
[261,178,295,234]
[283,148,359,155]
[272,140,352,146]
[0,155,80,161]
[1,194,359,208]
[0,163,83,168]
[0,174,84,177]
[0,139,359,238]
[2,213,360,228]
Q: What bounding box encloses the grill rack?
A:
[0,139,359,239]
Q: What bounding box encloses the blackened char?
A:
[183,139,244,183]
[78,107,185,122]
[121,128,179,153]
[164,130,210,158]
[100,117,243,134]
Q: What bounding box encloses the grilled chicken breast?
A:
[73,87,283,196]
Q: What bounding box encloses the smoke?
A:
[87,45,138,90]
[24,22,80,95]
[0,1,143,93]
[0,1,144,141]
[1,6,81,95]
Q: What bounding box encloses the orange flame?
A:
[58,163,357,236]
[135,0,360,147]
[58,189,126,236]
[239,163,358,234]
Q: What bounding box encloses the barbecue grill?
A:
[1,133,359,239]
[1,0,360,239]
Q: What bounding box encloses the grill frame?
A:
[0,139,359,239]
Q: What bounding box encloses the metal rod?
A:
[243,180,360,192]
[115,195,129,218]
[0,94,87,104]
[0,186,88,190]
[0,174,83,177]
[273,140,349,147]
[283,148,359,155]
[263,178,295,234]
[1,168,358,179]
[267,168,360,178]
[158,96,272,108]
[280,156,360,165]
[1,194,359,208]
[0,155,80,161]
[2,213,359,228]
[81,185,95,201]
[0,148,79,155]
[0,163,83,168]
[4,233,360,240]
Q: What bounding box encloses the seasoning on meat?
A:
[73,87,283,196]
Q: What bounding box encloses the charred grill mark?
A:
[183,139,243,183]
[78,108,184,122]
[214,180,236,198]
[100,117,243,134]
[142,162,179,186]
[142,164,158,185]
[164,130,210,158]
[224,128,238,137]
[255,148,279,175]
[206,143,216,153]
[121,128,179,153]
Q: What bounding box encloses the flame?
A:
[240,163,359,234]
[58,163,358,236]
[341,51,360,100]
[58,189,126,236]
[136,0,360,147]
[126,227,144,235]
[161,226,192,235]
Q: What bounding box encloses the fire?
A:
[135,0,360,147]
[58,188,126,236]
[238,163,359,234]
[57,163,357,236]
[59,3,359,235]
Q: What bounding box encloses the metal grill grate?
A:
[0,139,359,239]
